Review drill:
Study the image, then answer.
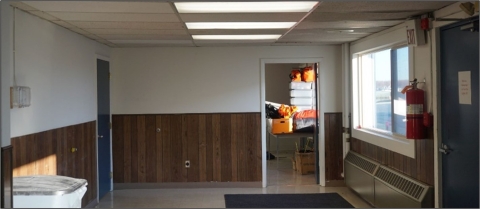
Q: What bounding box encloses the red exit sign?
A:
[407,29,416,45]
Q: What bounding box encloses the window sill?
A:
[351,128,416,159]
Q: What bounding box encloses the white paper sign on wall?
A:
[458,71,472,105]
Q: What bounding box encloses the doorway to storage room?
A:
[264,62,319,187]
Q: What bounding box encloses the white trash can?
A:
[13,175,88,208]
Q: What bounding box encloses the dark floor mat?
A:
[224,193,354,208]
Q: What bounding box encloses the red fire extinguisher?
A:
[404,79,426,139]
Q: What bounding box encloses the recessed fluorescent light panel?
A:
[185,22,296,29]
[175,2,318,13]
[108,40,193,44]
[192,35,282,40]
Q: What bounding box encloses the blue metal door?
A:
[97,59,111,199]
[440,18,479,208]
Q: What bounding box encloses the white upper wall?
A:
[265,63,298,105]
[1,2,13,146]
[111,45,342,114]
[9,9,111,138]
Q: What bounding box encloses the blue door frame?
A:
[97,59,111,200]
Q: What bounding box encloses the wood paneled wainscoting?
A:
[324,113,344,182]
[1,146,13,208]
[350,128,434,186]
[11,121,97,207]
[112,113,262,185]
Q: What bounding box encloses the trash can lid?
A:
[13,175,88,196]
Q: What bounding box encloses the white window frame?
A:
[351,43,416,159]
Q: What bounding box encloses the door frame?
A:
[95,54,112,202]
[260,57,325,187]
[433,25,444,209]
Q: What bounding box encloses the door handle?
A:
[98,135,103,138]
[439,144,452,155]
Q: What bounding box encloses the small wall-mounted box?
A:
[10,86,31,108]
[405,19,426,47]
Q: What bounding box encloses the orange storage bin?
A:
[290,69,302,82]
[268,118,293,134]
[302,67,315,82]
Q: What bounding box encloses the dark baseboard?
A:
[85,199,98,208]
[325,180,346,187]
[114,182,262,190]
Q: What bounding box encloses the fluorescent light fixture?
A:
[185,22,296,29]
[192,35,282,40]
[108,40,193,44]
[175,2,318,13]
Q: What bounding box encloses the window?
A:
[356,46,409,136]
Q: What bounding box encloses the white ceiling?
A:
[10,1,455,47]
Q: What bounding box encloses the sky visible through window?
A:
[374,48,409,82]
[362,47,408,133]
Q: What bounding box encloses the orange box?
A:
[268,118,293,134]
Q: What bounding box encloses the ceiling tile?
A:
[23,1,175,13]
[272,42,341,46]
[189,29,288,35]
[180,13,306,22]
[18,1,456,47]
[84,29,187,35]
[279,32,368,43]
[51,20,76,29]
[95,39,115,45]
[10,2,37,11]
[109,40,193,44]
[194,42,274,47]
[115,43,196,48]
[28,11,60,21]
[277,37,360,43]
[67,27,92,35]
[194,40,277,46]
[83,33,104,40]
[47,12,180,22]
[96,34,192,40]
[305,11,421,22]
[282,32,368,39]
[289,27,387,35]
[68,21,185,30]
[295,20,404,29]
[313,1,455,13]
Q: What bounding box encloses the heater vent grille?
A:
[345,152,377,174]
[375,166,425,200]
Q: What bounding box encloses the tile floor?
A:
[96,156,371,208]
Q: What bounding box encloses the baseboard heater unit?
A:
[344,151,433,208]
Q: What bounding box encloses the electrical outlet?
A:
[185,160,190,168]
